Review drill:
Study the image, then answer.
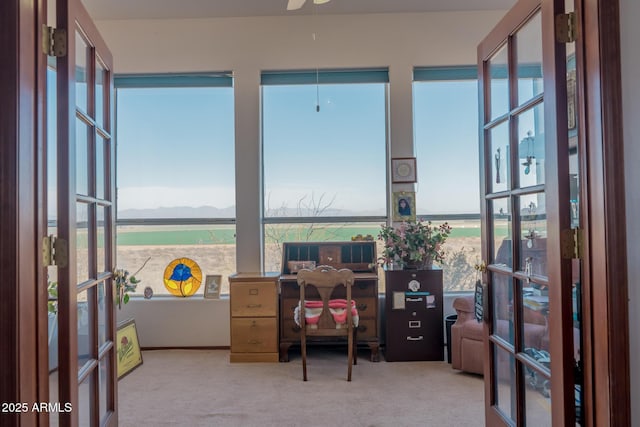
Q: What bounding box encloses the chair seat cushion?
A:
[294,299,359,328]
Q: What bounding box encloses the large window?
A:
[413,67,480,292]
[115,74,235,295]
[261,70,388,273]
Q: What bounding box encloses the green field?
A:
[116,224,492,246]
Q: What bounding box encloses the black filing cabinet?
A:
[384,268,444,362]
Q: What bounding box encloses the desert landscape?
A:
[116,234,483,297]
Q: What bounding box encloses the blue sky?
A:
[116,80,483,216]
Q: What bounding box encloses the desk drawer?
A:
[280,317,376,341]
[231,283,276,317]
[231,318,278,353]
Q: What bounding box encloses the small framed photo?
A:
[204,275,222,299]
[116,318,143,379]
[391,157,417,183]
[392,191,416,222]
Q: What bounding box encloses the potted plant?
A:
[378,220,452,269]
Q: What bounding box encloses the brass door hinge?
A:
[42,25,67,57]
[556,12,576,43]
[561,228,583,259]
[42,235,68,267]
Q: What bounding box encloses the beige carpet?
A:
[118,348,485,427]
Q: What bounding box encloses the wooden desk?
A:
[277,241,380,362]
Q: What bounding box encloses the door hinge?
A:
[42,235,68,267]
[42,25,67,57]
[555,12,576,43]
[561,228,583,259]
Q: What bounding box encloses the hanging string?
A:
[313,2,320,112]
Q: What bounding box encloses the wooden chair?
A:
[296,265,357,381]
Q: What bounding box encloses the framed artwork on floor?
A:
[392,191,416,222]
[116,318,143,379]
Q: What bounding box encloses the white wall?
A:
[99,11,504,347]
[116,298,230,347]
[620,0,639,423]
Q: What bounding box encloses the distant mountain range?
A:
[118,206,235,219]
[117,205,385,219]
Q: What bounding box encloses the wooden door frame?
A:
[579,0,630,425]
[0,0,48,426]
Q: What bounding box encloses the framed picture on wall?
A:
[392,191,416,222]
[204,275,222,299]
[391,157,417,183]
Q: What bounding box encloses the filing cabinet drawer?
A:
[231,282,277,317]
[231,318,278,353]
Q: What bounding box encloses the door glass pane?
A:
[76,119,89,196]
[96,61,106,128]
[46,65,59,423]
[494,343,516,422]
[77,288,92,369]
[99,353,110,423]
[96,136,105,200]
[516,12,543,105]
[519,193,547,276]
[493,272,514,345]
[97,281,107,347]
[517,104,545,187]
[491,198,512,268]
[75,32,89,112]
[523,366,552,425]
[566,0,583,421]
[97,205,106,274]
[77,203,90,284]
[78,371,95,427]
[519,279,549,353]
[489,44,509,121]
[490,121,510,193]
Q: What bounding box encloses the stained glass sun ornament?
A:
[163,257,203,297]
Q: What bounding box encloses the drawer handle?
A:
[248,339,262,345]
[406,336,424,341]
[291,325,301,332]
[357,324,368,333]
[357,303,368,311]
[246,304,262,308]
[406,297,423,302]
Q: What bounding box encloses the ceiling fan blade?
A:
[314,0,331,4]
[287,0,307,10]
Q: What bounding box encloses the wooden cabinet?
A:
[278,241,380,362]
[385,269,444,362]
[229,273,279,363]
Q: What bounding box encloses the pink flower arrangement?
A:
[378,220,452,268]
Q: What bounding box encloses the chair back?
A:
[296,265,355,333]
